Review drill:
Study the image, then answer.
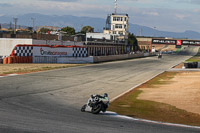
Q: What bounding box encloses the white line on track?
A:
[105,111,200,129]
[0,74,19,78]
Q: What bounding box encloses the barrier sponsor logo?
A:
[40,48,68,56]
[177,40,182,45]
[152,39,200,46]
[182,40,200,45]
[152,39,176,45]
[33,47,73,57]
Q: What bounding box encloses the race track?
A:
[0,46,200,133]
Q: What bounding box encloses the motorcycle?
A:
[158,53,162,59]
[81,93,109,114]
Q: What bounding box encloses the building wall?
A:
[0,38,84,58]
[86,33,112,40]
[33,40,83,46]
[0,38,33,58]
[110,15,129,36]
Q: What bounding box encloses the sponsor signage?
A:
[177,40,182,45]
[176,40,182,48]
[181,40,200,45]
[33,47,74,57]
[152,39,200,46]
[152,39,177,45]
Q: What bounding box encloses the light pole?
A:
[31,18,36,33]
[153,26,156,37]
[13,18,18,34]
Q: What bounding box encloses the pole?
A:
[13,18,18,34]
[31,18,35,33]
[150,40,153,53]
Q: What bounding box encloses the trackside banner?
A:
[33,47,73,57]
[152,39,177,45]
[152,39,200,46]
[181,40,200,45]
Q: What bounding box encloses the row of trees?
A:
[40,26,94,35]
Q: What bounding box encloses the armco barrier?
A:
[58,56,93,64]
[33,56,57,63]
[93,53,151,63]
[33,56,93,64]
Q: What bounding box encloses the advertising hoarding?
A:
[152,39,200,46]
[33,47,74,57]
[152,39,176,45]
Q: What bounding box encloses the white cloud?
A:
[175,14,186,20]
[142,11,159,16]
[40,0,79,2]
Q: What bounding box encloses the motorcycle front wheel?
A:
[81,104,87,112]
[91,103,102,114]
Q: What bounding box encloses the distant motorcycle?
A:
[81,93,109,114]
[158,53,162,59]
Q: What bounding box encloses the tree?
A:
[27,27,33,32]
[81,26,94,34]
[61,26,75,35]
[128,33,139,51]
[40,28,50,33]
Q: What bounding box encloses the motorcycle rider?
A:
[82,93,109,113]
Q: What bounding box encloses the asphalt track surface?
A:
[0,46,200,133]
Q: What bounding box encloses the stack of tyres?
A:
[7,57,14,64]
[186,62,198,68]
[3,57,8,64]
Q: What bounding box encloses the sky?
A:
[0,0,200,32]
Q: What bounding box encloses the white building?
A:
[86,13,129,45]
[104,13,129,41]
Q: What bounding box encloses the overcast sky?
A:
[0,0,200,32]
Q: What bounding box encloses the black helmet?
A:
[104,93,108,97]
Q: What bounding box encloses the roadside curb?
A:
[0,74,19,78]
[106,111,200,130]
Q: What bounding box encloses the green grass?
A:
[109,72,200,126]
[176,48,182,53]
[186,48,200,62]
[1,64,86,75]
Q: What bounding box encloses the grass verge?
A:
[109,72,200,126]
[186,48,200,62]
[0,64,88,75]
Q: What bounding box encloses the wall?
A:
[0,38,33,58]
[33,53,153,64]
[57,57,93,64]
[0,38,84,58]
[33,56,93,64]
[86,33,112,40]
[33,40,83,46]
[93,53,152,63]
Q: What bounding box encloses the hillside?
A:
[0,13,200,39]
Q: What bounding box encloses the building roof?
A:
[111,13,128,16]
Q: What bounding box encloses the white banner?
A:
[33,47,74,57]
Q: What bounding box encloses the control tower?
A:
[104,0,129,43]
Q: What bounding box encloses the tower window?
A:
[115,24,122,29]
